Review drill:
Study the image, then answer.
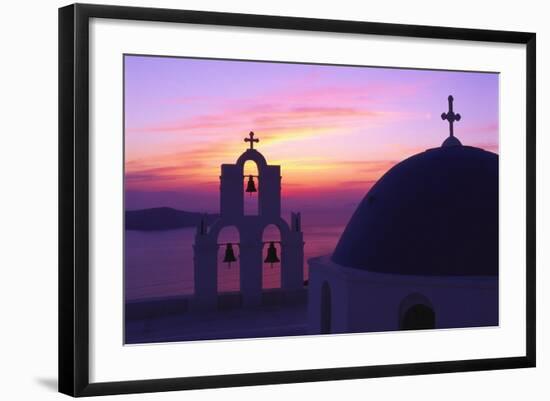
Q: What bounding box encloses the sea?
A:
[124,211,351,301]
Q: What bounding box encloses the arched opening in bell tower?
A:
[217,225,241,293]
[262,224,282,289]
[243,160,259,216]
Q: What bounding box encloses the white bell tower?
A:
[193,132,304,310]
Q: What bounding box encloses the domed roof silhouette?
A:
[331,143,498,276]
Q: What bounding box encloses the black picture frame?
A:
[59,3,536,397]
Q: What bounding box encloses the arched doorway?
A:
[399,293,435,330]
[400,304,435,330]
[262,224,281,289]
[243,160,259,216]
[217,226,240,293]
[320,281,332,334]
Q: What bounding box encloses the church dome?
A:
[331,143,498,276]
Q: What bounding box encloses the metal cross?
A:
[244,131,259,149]
[441,95,461,138]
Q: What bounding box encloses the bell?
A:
[264,242,280,268]
[245,175,257,194]
[222,243,237,267]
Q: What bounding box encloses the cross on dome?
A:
[440,95,462,147]
[244,131,259,149]
[441,95,461,138]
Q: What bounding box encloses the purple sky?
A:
[124,55,499,213]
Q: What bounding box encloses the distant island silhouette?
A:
[125,207,219,231]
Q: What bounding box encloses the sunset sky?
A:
[124,55,499,215]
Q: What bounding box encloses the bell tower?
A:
[193,132,304,310]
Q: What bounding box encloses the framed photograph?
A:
[59,3,536,397]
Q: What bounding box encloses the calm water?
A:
[125,214,349,301]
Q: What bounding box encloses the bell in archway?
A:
[264,242,280,268]
[245,175,257,195]
[222,243,237,267]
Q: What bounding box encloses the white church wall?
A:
[344,269,499,332]
[308,256,498,334]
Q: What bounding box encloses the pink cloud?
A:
[126,81,425,140]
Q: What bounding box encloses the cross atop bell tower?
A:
[244,131,259,149]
